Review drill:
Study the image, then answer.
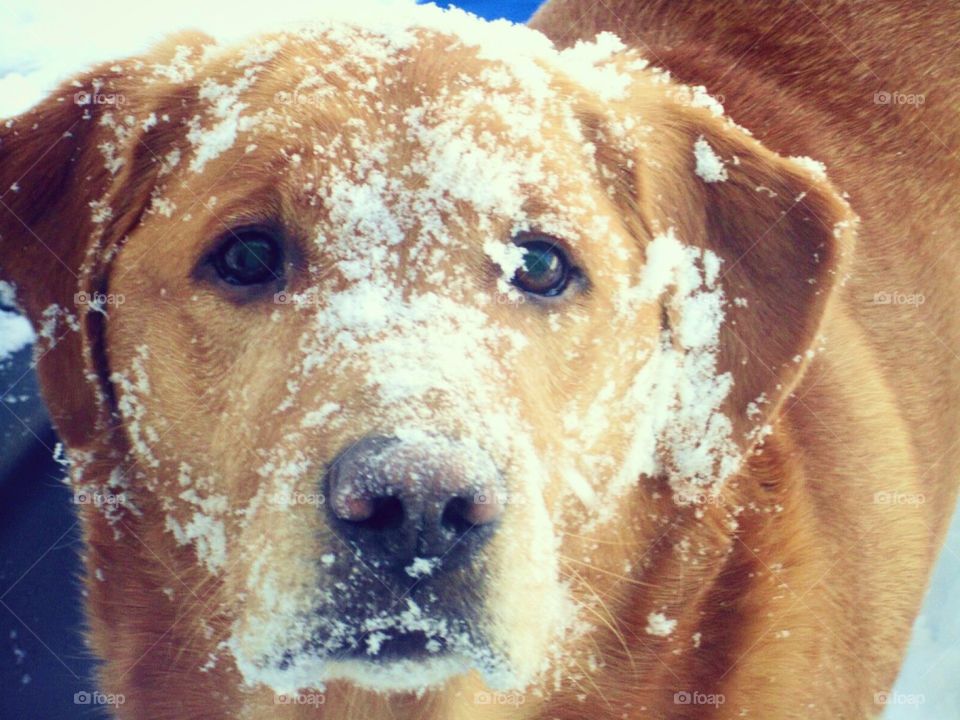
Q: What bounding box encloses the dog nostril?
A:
[441,495,502,534]
[354,496,405,532]
[441,497,475,534]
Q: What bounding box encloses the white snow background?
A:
[0,2,957,717]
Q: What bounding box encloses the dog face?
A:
[0,7,854,715]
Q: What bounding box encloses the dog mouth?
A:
[228,536,559,694]
[237,570,505,692]
[258,608,511,694]
[301,590,489,663]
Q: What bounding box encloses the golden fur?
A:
[0,3,956,718]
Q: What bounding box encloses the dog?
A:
[0,2,956,718]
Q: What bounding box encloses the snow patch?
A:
[693,135,727,183]
[0,310,35,361]
[645,612,677,637]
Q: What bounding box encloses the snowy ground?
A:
[888,518,960,719]
[0,1,957,717]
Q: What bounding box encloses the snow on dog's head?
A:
[0,2,855,711]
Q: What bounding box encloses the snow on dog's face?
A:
[108,22,661,692]
[0,4,854,711]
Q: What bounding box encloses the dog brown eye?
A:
[512,237,570,296]
[212,229,283,286]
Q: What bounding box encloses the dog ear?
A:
[592,86,856,479]
[648,97,855,446]
[0,33,210,448]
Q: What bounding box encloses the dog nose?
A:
[324,435,504,569]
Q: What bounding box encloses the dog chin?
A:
[317,655,477,693]
[241,652,523,696]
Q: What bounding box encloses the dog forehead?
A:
[153,35,620,267]
[154,18,639,208]
[200,39,579,182]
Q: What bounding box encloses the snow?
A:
[0,282,36,361]
[0,0,423,117]
[693,135,728,183]
[688,85,726,117]
[164,512,227,573]
[887,500,960,719]
[88,199,113,224]
[606,228,741,508]
[405,557,442,579]
[9,629,30,687]
[301,402,341,429]
[0,309,35,361]
[186,66,271,173]
[645,612,677,637]
[788,154,829,182]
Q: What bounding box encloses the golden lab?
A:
[0,2,957,718]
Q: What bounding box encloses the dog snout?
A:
[324,435,505,568]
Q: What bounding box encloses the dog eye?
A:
[511,236,571,297]
[212,228,283,286]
